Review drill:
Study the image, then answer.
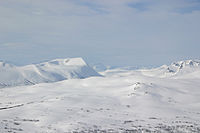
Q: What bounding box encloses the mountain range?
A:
[1,58,200,132]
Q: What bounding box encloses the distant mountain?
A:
[1,59,199,88]
[91,63,111,72]
[91,63,138,72]
[0,58,101,88]
[140,60,200,78]
[168,60,200,71]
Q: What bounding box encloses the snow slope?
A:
[0,58,101,88]
[0,59,200,132]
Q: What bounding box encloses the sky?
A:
[0,0,200,67]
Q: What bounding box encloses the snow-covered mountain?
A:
[91,63,109,72]
[139,60,200,78]
[0,58,101,88]
[1,59,200,132]
[1,59,199,88]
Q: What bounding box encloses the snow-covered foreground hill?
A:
[0,60,200,132]
[0,58,101,88]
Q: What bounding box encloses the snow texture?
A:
[0,59,200,132]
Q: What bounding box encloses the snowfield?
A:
[0,59,200,132]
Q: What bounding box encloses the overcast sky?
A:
[0,0,200,67]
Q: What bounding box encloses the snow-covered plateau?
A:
[0,58,200,132]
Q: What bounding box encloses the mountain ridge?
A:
[1,58,200,87]
[139,59,200,78]
[0,57,101,88]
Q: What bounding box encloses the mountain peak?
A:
[171,59,200,69]
[0,57,100,88]
[140,59,200,78]
[44,57,87,66]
